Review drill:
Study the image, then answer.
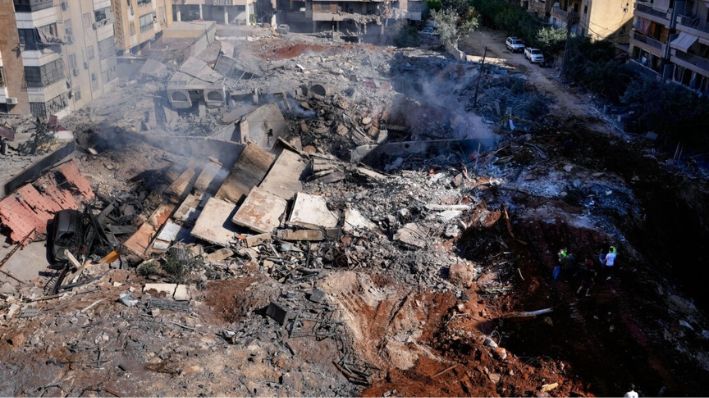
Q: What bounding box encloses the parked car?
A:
[524,47,545,64]
[505,36,525,52]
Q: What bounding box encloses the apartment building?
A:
[629,0,709,93]
[0,0,117,118]
[172,0,256,26]
[0,0,30,114]
[61,0,119,113]
[669,0,709,93]
[549,0,635,51]
[112,0,173,54]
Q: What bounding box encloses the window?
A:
[139,12,155,32]
[64,19,73,43]
[87,45,95,60]
[24,59,65,88]
[130,23,136,36]
[30,93,69,118]
[0,67,5,87]
[18,23,59,50]
[69,54,77,69]
[137,0,152,5]
[94,7,109,22]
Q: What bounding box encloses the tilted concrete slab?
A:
[191,197,238,247]
[216,143,275,204]
[231,187,287,234]
[288,192,338,230]
[259,149,307,201]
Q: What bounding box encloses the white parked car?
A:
[524,47,545,64]
[505,36,525,52]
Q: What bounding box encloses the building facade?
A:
[549,0,634,51]
[172,0,256,26]
[629,0,709,94]
[112,0,173,54]
[0,0,117,118]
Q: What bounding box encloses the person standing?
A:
[599,245,618,280]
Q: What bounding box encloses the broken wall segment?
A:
[233,103,288,150]
[351,138,498,164]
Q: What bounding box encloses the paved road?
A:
[460,28,616,132]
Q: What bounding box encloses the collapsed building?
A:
[0,22,708,398]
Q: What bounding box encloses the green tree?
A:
[431,7,479,48]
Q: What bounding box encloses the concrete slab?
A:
[277,229,325,241]
[153,221,192,251]
[190,197,238,247]
[260,149,307,201]
[216,143,275,204]
[232,187,286,234]
[394,223,427,249]
[0,241,49,286]
[194,159,223,193]
[343,208,378,233]
[174,194,203,225]
[288,192,338,230]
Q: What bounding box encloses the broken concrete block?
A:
[143,283,177,296]
[232,187,287,234]
[191,197,238,247]
[394,223,426,249]
[277,229,325,241]
[246,233,272,247]
[174,194,203,225]
[288,192,338,230]
[173,285,191,301]
[343,208,377,233]
[206,248,234,262]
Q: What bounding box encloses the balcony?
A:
[676,13,709,41]
[635,3,671,25]
[13,0,54,13]
[671,51,709,77]
[631,31,666,57]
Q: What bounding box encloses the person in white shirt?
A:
[624,384,639,398]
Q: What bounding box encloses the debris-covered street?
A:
[1,23,708,397]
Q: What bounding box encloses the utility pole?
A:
[559,12,578,82]
[473,46,488,108]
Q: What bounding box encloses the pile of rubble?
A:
[1,30,708,397]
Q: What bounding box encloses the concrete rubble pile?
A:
[1,28,708,397]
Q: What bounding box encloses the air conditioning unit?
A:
[92,22,98,29]
[83,62,89,69]
[6,97,18,105]
[72,68,79,76]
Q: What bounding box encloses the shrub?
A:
[394,25,422,47]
